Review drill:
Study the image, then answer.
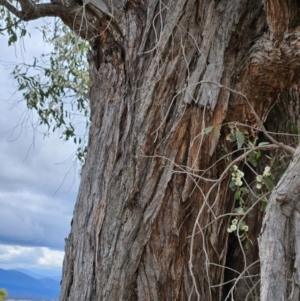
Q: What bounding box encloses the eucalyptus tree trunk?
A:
[57,1,300,300]
[4,0,300,299]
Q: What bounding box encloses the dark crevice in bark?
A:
[118,103,128,152]
[265,86,300,147]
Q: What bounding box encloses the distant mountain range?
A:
[0,268,60,300]
[14,268,61,282]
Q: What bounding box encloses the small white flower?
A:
[243,225,249,232]
[230,224,237,231]
[236,207,244,214]
[232,219,238,225]
[232,165,238,171]
[256,183,262,190]
[256,175,263,182]
[227,228,233,233]
[235,178,243,187]
[237,170,244,178]
[263,166,271,177]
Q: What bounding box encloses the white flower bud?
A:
[256,175,263,182]
[243,225,249,232]
[230,224,237,231]
[263,166,271,177]
[236,207,244,214]
[235,178,243,187]
[237,170,244,178]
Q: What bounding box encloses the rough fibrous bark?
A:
[259,146,300,301]
[56,1,300,300]
[60,1,269,300]
[263,0,298,39]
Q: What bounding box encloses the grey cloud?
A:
[0,20,84,253]
[0,190,73,249]
[0,244,64,273]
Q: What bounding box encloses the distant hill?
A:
[14,268,61,282]
[0,269,60,300]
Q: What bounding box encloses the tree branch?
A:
[18,0,35,16]
[0,0,22,18]
[0,0,70,21]
[0,0,100,40]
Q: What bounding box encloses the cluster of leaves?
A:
[1,10,91,163]
[226,124,247,150]
[224,124,289,245]
[0,7,27,45]
[0,288,7,301]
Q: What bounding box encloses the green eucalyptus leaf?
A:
[247,152,257,167]
[264,177,275,190]
[204,126,213,134]
[234,190,241,200]
[229,179,236,190]
[236,130,244,149]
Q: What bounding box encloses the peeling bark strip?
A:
[259,146,300,301]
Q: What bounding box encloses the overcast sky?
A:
[0,19,83,277]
